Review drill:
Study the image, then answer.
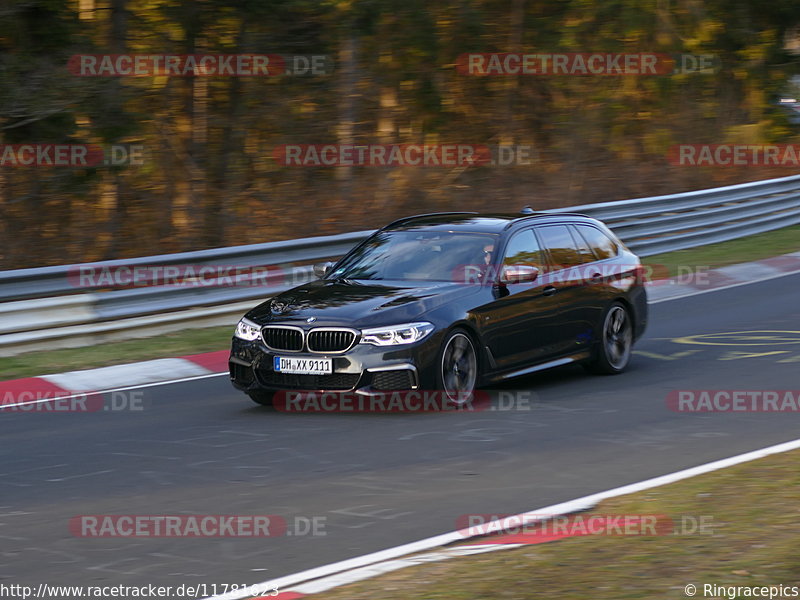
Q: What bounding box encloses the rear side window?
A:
[536,225,583,270]
[502,229,546,269]
[575,224,619,260]
[567,225,596,264]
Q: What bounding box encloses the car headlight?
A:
[234,317,262,341]
[360,322,435,346]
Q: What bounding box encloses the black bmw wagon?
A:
[229,210,648,405]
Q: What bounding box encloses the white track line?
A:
[202,436,800,600]
[293,544,515,595]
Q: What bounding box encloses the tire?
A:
[584,301,633,375]
[247,390,275,406]
[436,329,479,405]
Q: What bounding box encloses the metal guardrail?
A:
[572,173,800,255]
[0,230,373,303]
[2,174,800,356]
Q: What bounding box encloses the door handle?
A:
[543,286,557,296]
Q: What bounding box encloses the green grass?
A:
[316,448,800,600]
[1,223,799,382]
[643,224,800,277]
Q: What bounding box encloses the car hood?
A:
[245,279,481,328]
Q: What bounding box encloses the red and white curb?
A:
[0,350,229,409]
[646,250,800,302]
[207,437,800,600]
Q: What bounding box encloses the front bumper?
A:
[229,334,441,395]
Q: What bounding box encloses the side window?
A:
[502,229,545,269]
[568,225,596,264]
[536,225,583,270]
[575,224,619,261]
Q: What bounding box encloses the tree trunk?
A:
[336,29,359,209]
[100,0,127,259]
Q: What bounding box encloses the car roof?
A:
[381,211,595,234]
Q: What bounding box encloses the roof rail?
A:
[502,211,591,229]
[380,212,480,230]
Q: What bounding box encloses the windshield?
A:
[330,230,499,282]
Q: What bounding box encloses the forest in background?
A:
[1,0,799,269]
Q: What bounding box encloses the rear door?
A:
[534,224,597,355]
[571,222,636,331]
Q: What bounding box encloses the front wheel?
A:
[437,329,479,404]
[247,390,275,406]
[584,302,633,375]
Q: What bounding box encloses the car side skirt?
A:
[484,350,593,383]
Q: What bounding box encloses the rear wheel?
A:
[247,390,275,406]
[437,329,479,405]
[584,302,633,375]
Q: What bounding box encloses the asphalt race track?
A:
[2,272,799,589]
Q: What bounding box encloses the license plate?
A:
[273,356,332,375]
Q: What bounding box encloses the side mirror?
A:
[313,261,334,278]
[500,265,539,284]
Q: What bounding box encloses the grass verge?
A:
[1,223,799,381]
[0,326,232,380]
[317,448,800,600]
[643,224,800,277]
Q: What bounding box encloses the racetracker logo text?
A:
[68,515,331,537]
[669,144,800,166]
[457,513,716,537]
[274,390,502,412]
[456,53,717,76]
[273,144,537,167]
[0,144,143,167]
[68,54,333,76]
[457,514,675,537]
[667,390,800,412]
[274,144,491,167]
[0,391,144,412]
[68,264,288,289]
